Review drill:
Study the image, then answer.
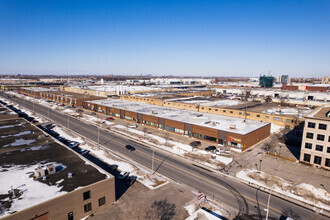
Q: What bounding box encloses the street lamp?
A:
[265,187,273,220]
[97,126,100,145]
[152,148,155,173]
[279,145,282,157]
[255,164,258,170]
[259,160,262,171]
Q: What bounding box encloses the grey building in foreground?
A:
[300,105,330,170]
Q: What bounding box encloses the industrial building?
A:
[85,99,270,151]
[0,118,115,220]
[300,105,330,170]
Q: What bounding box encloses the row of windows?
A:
[306,133,330,142]
[143,120,158,127]
[304,143,330,153]
[83,196,106,213]
[303,154,330,167]
[307,122,327,130]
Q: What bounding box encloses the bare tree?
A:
[242,89,251,101]
[145,199,176,220]
[142,127,148,137]
[164,132,170,143]
[264,95,272,103]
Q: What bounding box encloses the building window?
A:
[84,203,92,213]
[239,112,242,115]
[230,111,233,114]
[99,197,106,206]
[223,110,226,113]
[307,122,316,128]
[209,108,211,111]
[317,134,325,141]
[286,119,291,123]
[305,143,312,149]
[68,212,74,220]
[215,109,218,111]
[303,154,311,162]
[329,136,330,142]
[306,132,314,139]
[325,159,330,167]
[201,107,204,109]
[257,115,260,118]
[314,156,322,165]
[83,191,91,200]
[319,124,327,130]
[315,145,323,151]
[327,147,330,153]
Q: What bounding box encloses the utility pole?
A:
[48,108,50,118]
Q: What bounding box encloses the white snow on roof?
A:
[86,85,161,92]
[0,163,67,217]
[87,99,269,135]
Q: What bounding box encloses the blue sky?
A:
[0,0,329,77]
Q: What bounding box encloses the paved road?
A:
[2,93,326,220]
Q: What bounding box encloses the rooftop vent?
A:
[229,125,236,130]
[197,114,203,117]
[68,172,73,178]
[204,121,211,124]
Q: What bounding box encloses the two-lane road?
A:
[2,93,326,220]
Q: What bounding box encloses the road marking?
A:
[25,100,286,215]
[314,169,319,175]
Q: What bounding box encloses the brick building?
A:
[85,99,270,151]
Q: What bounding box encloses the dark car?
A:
[126,176,137,186]
[118,171,130,180]
[108,164,118,171]
[125,145,135,151]
[190,141,202,148]
[68,141,80,148]
[48,130,59,137]
[90,112,97,115]
[105,117,114,121]
[204,146,216,152]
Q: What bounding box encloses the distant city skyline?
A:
[0,0,329,77]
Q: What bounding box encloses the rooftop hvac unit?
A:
[68,172,73,178]
[152,111,157,114]
[229,125,236,129]
[46,164,56,175]
[204,121,211,124]
[197,114,203,117]
[34,167,46,179]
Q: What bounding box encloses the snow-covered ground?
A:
[113,125,232,167]
[270,123,284,134]
[184,202,227,220]
[236,169,330,211]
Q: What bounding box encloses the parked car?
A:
[48,130,59,137]
[125,145,135,151]
[105,117,114,121]
[204,146,216,152]
[90,112,97,115]
[60,104,65,107]
[118,171,130,180]
[108,164,118,171]
[31,120,39,124]
[126,176,137,186]
[128,124,138,128]
[81,150,90,155]
[68,141,80,148]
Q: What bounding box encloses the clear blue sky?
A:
[0,0,329,77]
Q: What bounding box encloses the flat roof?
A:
[0,119,109,217]
[87,99,270,135]
[23,87,58,92]
[304,105,330,121]
[43,91,102,100]
[163,97,312,117]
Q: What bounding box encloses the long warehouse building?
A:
[85,99,271,151]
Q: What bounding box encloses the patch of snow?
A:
[3,138,36,147]
[271,123,283,134]
[20,145,50,152]
[0,130,31,138]
[236,169,330,211]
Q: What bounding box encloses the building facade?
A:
[300,105,330,170]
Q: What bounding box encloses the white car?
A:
[118,171,130,180]
[128,124,138,128]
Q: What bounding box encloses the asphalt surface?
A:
[2,93,327,220]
